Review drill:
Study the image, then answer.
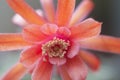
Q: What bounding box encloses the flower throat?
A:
[42,37,70,58]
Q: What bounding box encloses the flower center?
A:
[42,37,70,58]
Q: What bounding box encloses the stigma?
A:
[42,37,70,58]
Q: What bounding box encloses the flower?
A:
[1,0,120,80]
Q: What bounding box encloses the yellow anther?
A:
[42,37,70,58]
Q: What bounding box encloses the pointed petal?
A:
[61,56,88,80]
[58,67,72,80]
[1,62,27,80]
[12,9,44,27]
[22,24,47,42]
[70,18,102,40]
[79,50,100,71]
[80,35,120,54]
[0,33,31,51]
[57,27,71,37]
[40,0,55,22]
[7,0,46,25]
[32,60,53,80]
[70,0,94,26]
[20,45,42,68]
[56,0,75,26]
[41,23,58,36]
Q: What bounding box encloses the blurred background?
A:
[0,0,120,80]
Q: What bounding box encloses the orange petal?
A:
[40,23,58,36]
[0,33,31,51]
[58,66,72,80]
[23,24,47,42]
[40,0,55,22]
[32,60,53,80]
[61,56,88,80]
[80,35,120,54]
[70,18,102,40]
[79,50,100,71]
[57,27,71,37]
[56,0,75,26]
[7,0,46,25]
[20,45,42,68]
[70,0,94,26]
[12,9,44,27]
[1,62,27,80]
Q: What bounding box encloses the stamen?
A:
[42,37,70,58]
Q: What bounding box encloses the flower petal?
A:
[79,50,100,71]
[40,0,55,22]
[49,57,66,66]
[32,60,53,80]
[0,33,31,51]
[58,66,72,80]
[12,9,44,27]
[67,41,80,58]
[12,14,28,27]
[70,18,102,40]
[35,9,44,17]
[70,0,94,26]
[57,27,71,37]
[1,62,27,80]
[80,35,120,54]
[41,23,58,36]
[20,45,42,68]
[22,24,47,42]
[61,56,88,80]
[56,0,75,26]
[7,0,46,25]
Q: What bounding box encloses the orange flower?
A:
[1,0,120,80]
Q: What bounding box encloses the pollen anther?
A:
[42,37,70,58]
